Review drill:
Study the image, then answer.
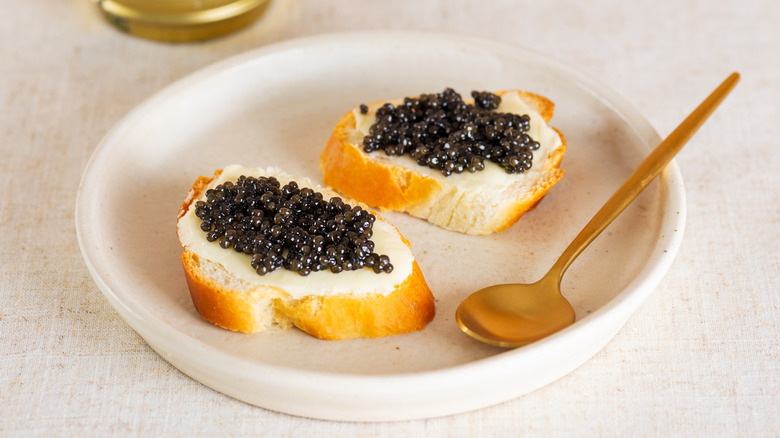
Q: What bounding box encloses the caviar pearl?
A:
[196,176,393,277]
[361,88,537,176]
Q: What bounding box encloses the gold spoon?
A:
[456,72,740,348]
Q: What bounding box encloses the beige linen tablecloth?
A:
[1,0,777,435]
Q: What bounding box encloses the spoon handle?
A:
[549,72,740,278]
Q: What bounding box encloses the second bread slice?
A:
[320,89,566,235]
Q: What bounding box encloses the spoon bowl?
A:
[456,72,740,348]
[456,276,574,348]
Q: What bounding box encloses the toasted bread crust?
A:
[320,90,566,235]
[270,261,434,340]
[182,250,284,333]
[177,169,435,340]
[321,115,444,211]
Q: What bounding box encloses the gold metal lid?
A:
[97,0,271,42]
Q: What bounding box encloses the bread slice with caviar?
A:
[176,165,435,340]
[320,88,566,235]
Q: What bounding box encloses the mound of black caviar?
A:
[361,88,541,176]
[194,176,393,276]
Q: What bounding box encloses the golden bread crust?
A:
[182,250,278,333]
[320,89,566,235]
[272,261,434,340]
[320,113,444,211]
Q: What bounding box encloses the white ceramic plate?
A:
[76,31,685,421]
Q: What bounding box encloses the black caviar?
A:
[194,176,393,276]
[361,88,540,176]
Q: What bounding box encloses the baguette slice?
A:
[177,165,435,340]
[320,90,566,235]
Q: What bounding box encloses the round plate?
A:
[76,31,684,421]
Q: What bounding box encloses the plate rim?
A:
[75,30,685,419]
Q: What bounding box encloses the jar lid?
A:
[97,0,271,42]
